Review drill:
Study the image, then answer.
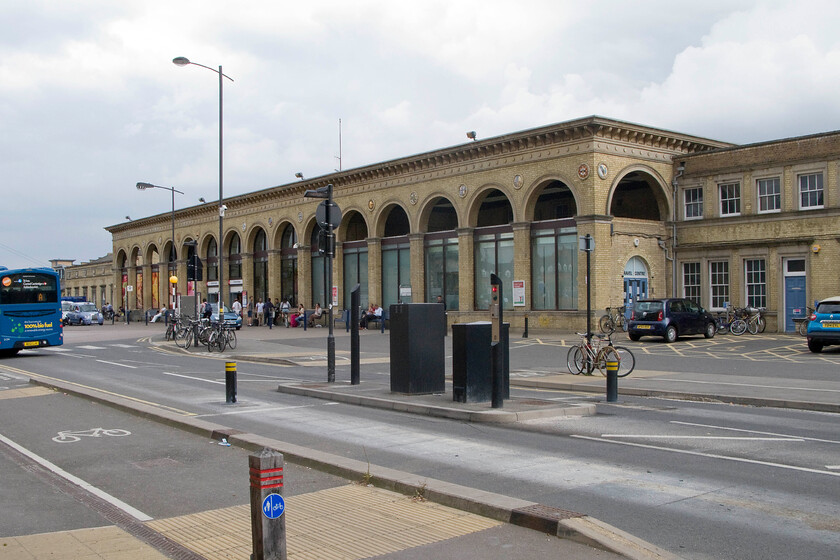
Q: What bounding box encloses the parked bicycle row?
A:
[164,316,238,352]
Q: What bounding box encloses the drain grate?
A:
[510,504,585,534]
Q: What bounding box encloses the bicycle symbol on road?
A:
[52,427,131,443]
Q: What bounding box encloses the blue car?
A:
[211,304,242,330]
[628,298,716,343]
[806,296,840,353]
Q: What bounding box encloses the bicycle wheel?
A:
[747,318,759,335]
[567,346,584,374]
[598,315,614,334]
[226,329,237,350]
[757,316,767,333]
[183,328,193,349]
[616,315,628,332]
[797,320,809,336]
[165,325,174,341]
[596,346,620,375]
[174,326,189,348]
[730,319,747,335]
[613,346,635,377]
[207,330,219,352]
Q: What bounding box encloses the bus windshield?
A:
[0,272,59,305]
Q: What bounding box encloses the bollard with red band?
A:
[249,448,286,560]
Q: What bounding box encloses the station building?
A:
[104,116,840,332]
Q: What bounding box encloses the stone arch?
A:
[607,166,671,221]
[115,249,128,269]
[376,203,410,238]
[272,221,298,250]
[339,209,369,242]
[243,224,269,254]
[418,195,460,233]
[523,177,580,222]
[144,243,160,266]
[467,185,515,228]
[197,232,217,257]
[129,246,142,267]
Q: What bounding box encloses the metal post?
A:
[249,448,286,560]
[523,314,529,338]
[326,186,335,383]
[490,273,504,409]
[218,64,225,319]
[351,284,360,385]
[585,234,592,345]
[225,361,237,404]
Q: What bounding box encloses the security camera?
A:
[219,204,228,217]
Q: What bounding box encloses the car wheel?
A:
[704,322,716,339]
[665,325,678,343]
[628,333,641,342]
[807,339,824,353]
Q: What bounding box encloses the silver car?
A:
[66,302,104,326]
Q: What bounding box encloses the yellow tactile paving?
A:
[0,526,169,560]
[147,483,502,560]
[0,386,54,400]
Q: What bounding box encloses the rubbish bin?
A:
[452,322,510,403]
[389,303,445,394]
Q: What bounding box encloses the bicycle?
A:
[567,332,635,376]
[793,306,814,336]
[743,307,766,335]
[599,306,628,333]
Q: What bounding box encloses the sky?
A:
[3,0,840,269]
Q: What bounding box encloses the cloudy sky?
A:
[2,0,839,269]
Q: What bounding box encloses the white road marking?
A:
[0,432,152,521]
[826,465,840,470]
[162,372,223,385]
[96,360,137,369]
[648,377,840,394]
[599,435,803,441]
[77,345,107,350]
[570,435,840,477]
[109,344,138,348]
[42,347,73,352]
[193,404,317,417]
[670,421,840,445]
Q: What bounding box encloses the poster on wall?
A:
[512,280,526,307]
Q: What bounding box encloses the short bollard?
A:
[522,315,529,338]
[225,361,237,404]
[606,359,618,402]
[249,449,286,560]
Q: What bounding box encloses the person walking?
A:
[265,298,275,330]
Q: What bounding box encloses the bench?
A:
[301,309,327,329]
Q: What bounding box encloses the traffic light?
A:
[187,254,203,281]
[318,228,335,258]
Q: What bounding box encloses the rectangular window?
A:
[719,183,740,216]
[682,262,701,304]
[745,259,766,309]
[799,173,824,209]
[757,178,781,213]
[709,261,729,310]
[684,187,703,219]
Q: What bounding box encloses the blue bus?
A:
[0,267,63,356]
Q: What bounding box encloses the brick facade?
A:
[105,116,839,332]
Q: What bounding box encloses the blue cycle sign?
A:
[262,493,285,519]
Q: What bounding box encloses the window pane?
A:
[682,262,701,304]
[710,261,729,309]
[531,235,556,310]
[745,259,766,308]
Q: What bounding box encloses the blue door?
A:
[784,276,806,332]
[624,278,648,319]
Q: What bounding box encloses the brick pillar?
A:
[409,233,425,302]
[367,237,381,307]
[457,227,474,312]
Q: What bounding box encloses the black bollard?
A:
[522,315,529,338]
[351,285,360,385]
[249,448,286,560]
[225,361,237,404]
[606,358,618,402]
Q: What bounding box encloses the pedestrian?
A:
[279,298,291,327]
[232,297,242,321]
[247,299,254,326]
[201,299,212,320]
[308,303,323,327]
[255,299,263,327]
[265,298,275,330]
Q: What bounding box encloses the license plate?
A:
[635,325,652,329]
[23,341,41,347]
[821,322,840,329]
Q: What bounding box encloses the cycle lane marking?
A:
[0,432,152,521]
[670,421,840,445]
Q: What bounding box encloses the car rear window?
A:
[634,301,663,320]
[817,302,840,314]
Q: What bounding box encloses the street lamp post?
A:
[136,182,184,310]
[173,56,233,312]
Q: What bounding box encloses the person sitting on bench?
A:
[308,303,323,327]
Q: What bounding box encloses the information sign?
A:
[262,493,285,519]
